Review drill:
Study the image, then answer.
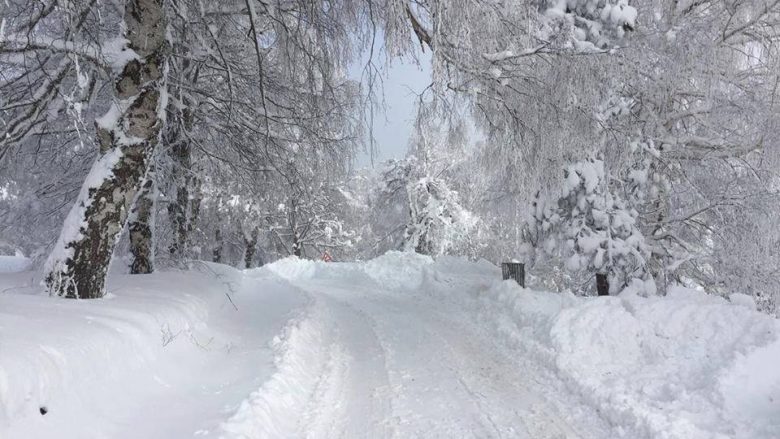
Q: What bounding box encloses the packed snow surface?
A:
[0,253,778,438]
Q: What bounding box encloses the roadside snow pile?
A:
[0,264,308,439]
[219,297,346,439]
[363,251,433,290]
[0,254,31,273]
[264,251,434,291]
[262,256,320,281]
[420,259,780,439]
[0,269,226,433]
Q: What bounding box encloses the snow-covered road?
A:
[286,280,590,439]
[216,255,614,438]
[2,253,778,439]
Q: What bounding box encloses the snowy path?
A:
[294,281,584,439]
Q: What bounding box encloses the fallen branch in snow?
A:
[191,260,240,310]
[160,324,183,347]
[189,332,215,351]
[223,289,239,311]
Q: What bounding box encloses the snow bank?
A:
[0,263,310,438]
[0,270,221,428]
[416,258,780,439]
[363,251,433,290]
[262,256,320,281]
[263,251,434,291]
[219,297,345,438]
[0,255,31,273]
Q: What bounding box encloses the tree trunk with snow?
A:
[188,173,202,249]
[292,232,302,257]
[166,105,197,261]
[129,165,156,274]
[44,0,168,298]
[213,228,223,263]
[244,226,259,268]
[167,171,190,259]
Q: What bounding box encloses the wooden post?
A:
[501,262,525,287]
[596,273,609,296]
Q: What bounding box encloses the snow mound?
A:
[448,277,780,439]
[0,264,310,438]
[219,297,344,438]
[261,251,434,292]
[430,255,499,277]
[262,256,319,281]
[0,255,31,273]
[363,251,433,290]
[0,271,213,430]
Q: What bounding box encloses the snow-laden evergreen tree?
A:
[534,157,652,295]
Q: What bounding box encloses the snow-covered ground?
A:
[0,262,309,438]
[1,253,778,438]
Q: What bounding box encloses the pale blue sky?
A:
[350,50,432,168]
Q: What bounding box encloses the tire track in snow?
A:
[421,307,582,439]
[293,278,585,439]
[298,291,396,439]
[218,286,345,439]
[218,279,395,439]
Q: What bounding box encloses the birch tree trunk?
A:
[292,232,303,257]
[129,164,156,274]
[44,0,168,298]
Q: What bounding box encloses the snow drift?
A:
[219,294,347,439]
[418,256,780,439]
[0,254,32,273]
[0,263,308,438]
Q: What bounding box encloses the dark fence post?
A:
[501,262,525,287]
[596,273,609,296]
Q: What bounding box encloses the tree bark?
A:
[129,164,156,274]
[167,172,189,259]
[166,111,197,260]
[188,172,202,248]
[213,228,223,263]
[596,273,610,296]
[244,226,259,268]
[292,232,302,257]
[501,262,525,287]
[44,0,168,298]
